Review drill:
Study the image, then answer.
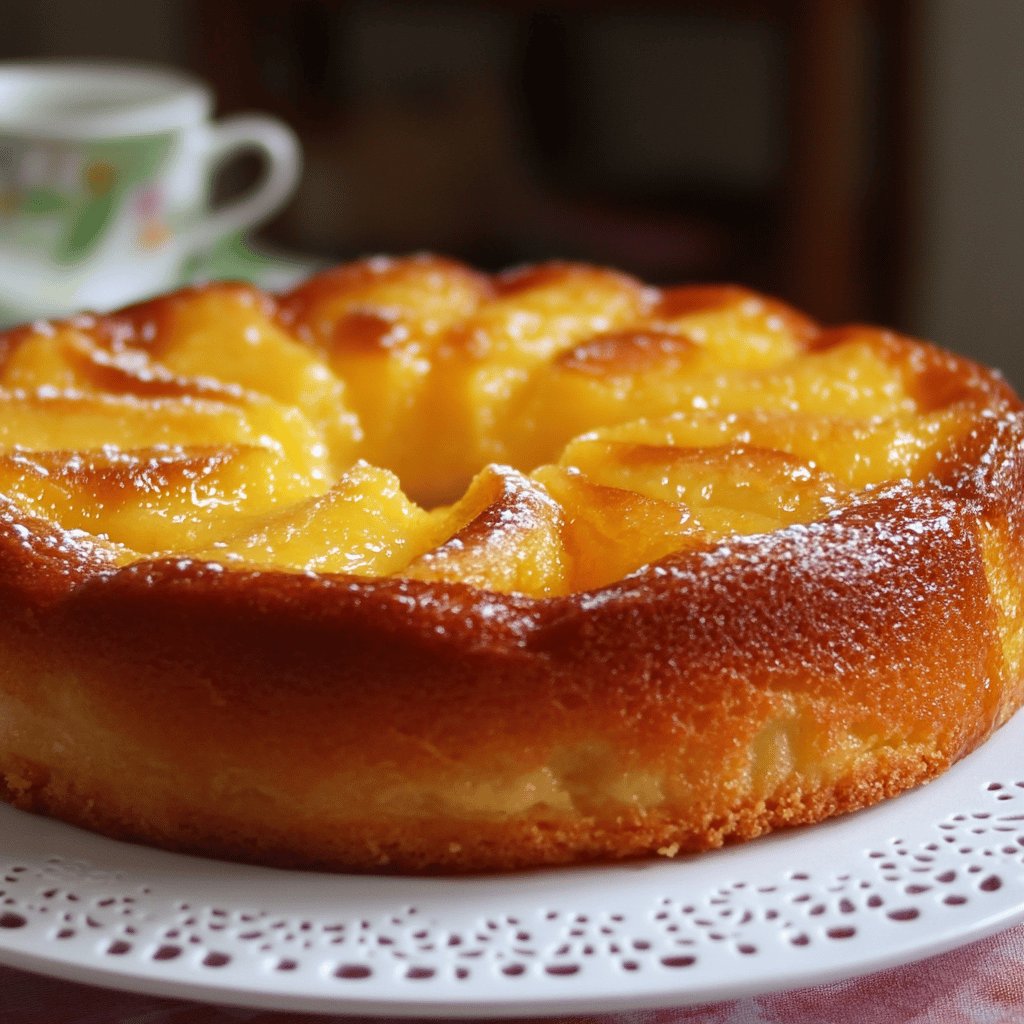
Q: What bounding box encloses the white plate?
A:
[2,712,1024,1017]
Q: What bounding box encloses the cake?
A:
[0,254,1021,873]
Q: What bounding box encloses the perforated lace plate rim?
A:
[2,712,1024,1017]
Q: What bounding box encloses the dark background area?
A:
[2,0,1022,386]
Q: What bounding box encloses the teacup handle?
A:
[188,114,302,253]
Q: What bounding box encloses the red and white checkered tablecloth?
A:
[3,921,1024,1024]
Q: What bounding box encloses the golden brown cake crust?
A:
[0,256,1022,873]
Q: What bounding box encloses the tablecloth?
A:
[3,918,1024,1024]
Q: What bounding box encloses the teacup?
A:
[0,61,302,323]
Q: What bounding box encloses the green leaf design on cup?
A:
[59,191,120,264]
[22,188,72,216]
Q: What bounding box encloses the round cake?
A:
[0,255,1021,873]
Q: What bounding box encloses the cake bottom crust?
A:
[0,742,950,874]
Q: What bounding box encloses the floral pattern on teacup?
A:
[0,133,173,264]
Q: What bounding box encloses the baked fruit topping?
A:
[0,255,1021,872]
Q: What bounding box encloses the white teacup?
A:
[0,61,302,323]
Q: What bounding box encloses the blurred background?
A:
[2,0,1022,386]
